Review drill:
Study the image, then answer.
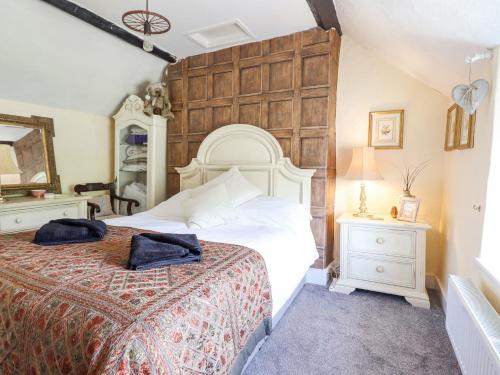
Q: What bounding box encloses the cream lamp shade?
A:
[345,146,382,217]
[0,144,19,175]
[345,146,383,181]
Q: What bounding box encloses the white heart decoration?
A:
[452,79,489,114]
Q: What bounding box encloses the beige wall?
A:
[335,36,450,276]
[438,47,500,311]
[0,98,113,193]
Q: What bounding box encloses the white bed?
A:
[106,124,318,323]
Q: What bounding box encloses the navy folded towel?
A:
[127,233,202,271]
[33,219,107,246]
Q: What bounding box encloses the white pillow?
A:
[190,166,239,196]
[236,196,312,231]
[148,189,192,219]
[182,184,234,228]
[191,167,262,207]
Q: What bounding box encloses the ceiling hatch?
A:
[186,19,255,49]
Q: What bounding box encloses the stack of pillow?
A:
[149,167,262,228]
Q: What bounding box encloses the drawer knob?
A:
[376,265,384,273]
[14,218,22,224]
[376,237,385,245]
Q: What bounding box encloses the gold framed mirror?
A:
[0,113,61,196]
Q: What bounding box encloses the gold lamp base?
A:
[353,182,371,217]
[0,185,6,203]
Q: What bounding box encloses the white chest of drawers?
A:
[331,213,431,308]
[0,196,88,234]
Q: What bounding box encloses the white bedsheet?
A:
[105,197,318,317]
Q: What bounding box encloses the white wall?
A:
[0,98,113,193]
[439,47,499,310]
[0,0,165,116]
[335,36,450,276]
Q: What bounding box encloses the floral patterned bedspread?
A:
[0,226,272,375]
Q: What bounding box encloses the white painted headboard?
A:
[175,124,316,208]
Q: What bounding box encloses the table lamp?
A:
[0,144,20,202]
[345,146,383,217]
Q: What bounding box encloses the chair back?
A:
[74,182,117,213]
[74,182,115,194]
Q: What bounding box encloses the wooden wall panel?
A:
[168,27,341,269]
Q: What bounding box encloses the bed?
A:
[0,124,317,374]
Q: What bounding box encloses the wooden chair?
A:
[74,182,140,220]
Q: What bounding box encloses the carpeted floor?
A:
[243,284,461,375]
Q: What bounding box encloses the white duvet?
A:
[105,196,318,317]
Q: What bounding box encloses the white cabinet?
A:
[0,196,88,234]
[113,95,167,213]
[331,213,431,308]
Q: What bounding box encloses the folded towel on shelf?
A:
[122,182,147,214]
[121,163,147,172]
[126,145,147,158]
[33,219,107,246]
[129,125,148,135]
[126,134,147,145]
[127,233,202,271]
[122,158,148,164]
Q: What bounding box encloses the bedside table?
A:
[330,213,431,308]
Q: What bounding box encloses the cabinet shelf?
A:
[114,95,167,214]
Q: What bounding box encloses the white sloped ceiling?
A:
[335,0,500,96]
[0,0,166,116]
[3,0,498,115]
[0,0,316,116]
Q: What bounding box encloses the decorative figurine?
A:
[390,206,398,219]
[144,68,174,120]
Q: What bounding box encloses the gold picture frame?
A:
[457,108,476,150]
[444,104,459,151]
[444,104,476,151]
[368,110,404,149]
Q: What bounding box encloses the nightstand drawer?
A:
[0,205,80,233]
[348,226,416,258]
[348,255,415,288]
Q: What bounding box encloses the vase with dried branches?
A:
[398,161,430,197]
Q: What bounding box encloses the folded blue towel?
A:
[33,219,107,246]
[127,233,202,271]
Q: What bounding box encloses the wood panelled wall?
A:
[167,28,341,268]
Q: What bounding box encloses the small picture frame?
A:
[444,104,459,151]
[457,108,476,150]
[397,197,421,222]
[368,110,404,149]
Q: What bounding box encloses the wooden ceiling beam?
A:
[306,0,342,35]
[40,0,177,63]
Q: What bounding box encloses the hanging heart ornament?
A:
[451,79,489,114]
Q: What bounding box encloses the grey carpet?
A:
[243,284,461,375]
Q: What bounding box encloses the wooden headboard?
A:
[176,124,315,208]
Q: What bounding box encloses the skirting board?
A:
[327,272,448,311]
[306,262,335,286]
[426,273,447,312]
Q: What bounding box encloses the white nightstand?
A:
[330,213,431,308]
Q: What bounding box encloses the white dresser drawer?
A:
[348,254,416,288]
[0,205,80,233]
[348,226,416,258]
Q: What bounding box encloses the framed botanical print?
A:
[457,108,476,149]
[368,110,404,149]
[444,104,459,151]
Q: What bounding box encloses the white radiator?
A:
[446,275,500,375]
